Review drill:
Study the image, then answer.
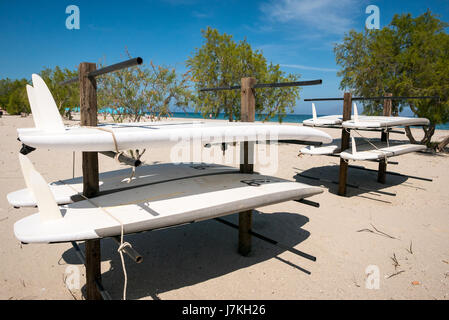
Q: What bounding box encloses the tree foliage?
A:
[98,52,194,122]
[0,78,30,115]
[187,27,300,122]
[0,68,79,117]
[39,66,79,119]
[334,10,449,134]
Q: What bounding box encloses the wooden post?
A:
[79,62,102,300]
[381,93,392,142]
[338,92,352,196]
[378,93,392,184]
[238,77,256,256]
[377,159,387,184]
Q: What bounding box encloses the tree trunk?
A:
[437,135,449,152]
[405,124,436,146]
[420,124,435,145]
[404,126,418,144]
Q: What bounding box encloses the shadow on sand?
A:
[61,210,313,300]
[293,164,409,203]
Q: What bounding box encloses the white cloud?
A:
[163,0,198,5]
[192,10,212,19]
[260,0,359,36]
[280,64,338,72]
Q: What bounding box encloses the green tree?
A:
[187,27,300,122]
[334,11,449,144]
[39,66,79,119]
[98,52,194,122]
[0,78,14,108]
[0,78,29,114]
[4,79,30,115]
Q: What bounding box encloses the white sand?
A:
[0,114,448,300]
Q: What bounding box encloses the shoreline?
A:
[65,110,449,130]
[63,111,449,139]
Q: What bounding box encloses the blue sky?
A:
[1,0,448,114]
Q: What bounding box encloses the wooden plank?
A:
[338,92,352,196]
[239,77,256,256]
[79,62,102,300]
[379,93,392,183]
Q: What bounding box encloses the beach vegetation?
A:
[187,27,300,122]
[334,10,449,145]
[97,50,194,122]
[39,66,79,120]
[0,78,30,115]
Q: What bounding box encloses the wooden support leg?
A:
[378,131,388,183]
[338,158,349,196]
[239,141,254,256]
[238,210,252,256]
[239,141,254,173]
[378,159,387,184]
[82,152,99,197]
[378,94,392,184]
[238,77,256,256]
[82,151,102,300]
[79,62,102,300]
[338,92,352,196]
[85,239,102,300]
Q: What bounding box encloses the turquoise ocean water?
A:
[170,112,449,130]
[70,107,449,130]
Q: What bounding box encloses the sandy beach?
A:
[0,114,448,300]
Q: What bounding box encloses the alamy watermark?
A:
[365,265,380,289]
[168,127,280,175]
[66,5,80,30]
[365,5,380,30]
[64,265,81,291]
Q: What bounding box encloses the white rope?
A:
[125,149,146,183]
[346,128,389,161]
[71,125,152,299]
[115,221,130,300]
[94,127,125,162]
[86,126,145,183]
[59,181,131,300]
